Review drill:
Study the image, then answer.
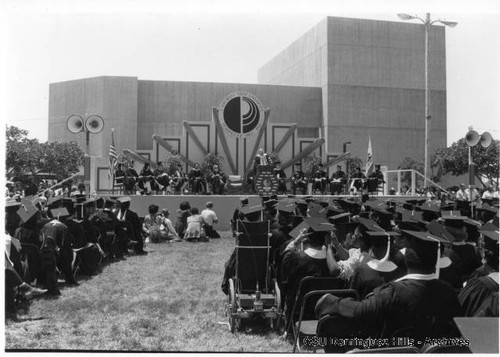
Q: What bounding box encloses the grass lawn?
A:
[5,232,291,352]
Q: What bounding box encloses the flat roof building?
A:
[48,16,447,193]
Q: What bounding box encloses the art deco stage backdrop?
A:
[48,16,447,194]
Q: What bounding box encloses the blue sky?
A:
[2,0,500,146]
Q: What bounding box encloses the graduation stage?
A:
[121,194,422,231]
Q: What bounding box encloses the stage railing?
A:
[383,169,449,195]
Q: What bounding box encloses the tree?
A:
[303,154,322,178]
[345,156,363,175]
[6,125,84,183]
[42,141,84,180]
[201,152,225,178]
[431,138,500,187]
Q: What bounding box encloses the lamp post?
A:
[397,13,457,187]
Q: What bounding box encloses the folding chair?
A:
[226,175,244,194]
[226,220,281,332]
[285,276,346,335]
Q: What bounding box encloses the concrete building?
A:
[258,16,447,168]
[48,16,448,193]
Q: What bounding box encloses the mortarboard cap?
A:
[355,216,385,232]
[303,217,336,232]
[76,198,97,220]
[365,231,400,272]
[276,201,296,215]
[481,222,498,232]
[16,200,38,223]
[240,197,249,205]
[426,219,455,243]
[47,195,64,208]
[440,211,467,228]
[5,197,21,209]
[288,221,309,240]
[402,229,450,245]
[328,212,351,224]
[480,230,499,252]
[49,207,70,219]
[307,202,327,218]
[117,196,132,203]
[239,205,264,221]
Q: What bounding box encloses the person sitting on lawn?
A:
[143,204,168,243]
[201,201,220,238]
[184,207,207,242]
[159,209,182,242]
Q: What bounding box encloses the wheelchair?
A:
[226,219,282,333]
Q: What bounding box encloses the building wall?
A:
[49,76,139,193]
[136,80,323,150]
[48,77,323,190]
[258,16,447,169]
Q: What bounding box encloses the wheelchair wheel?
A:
[271,279,282,332]
[228,279,239,332]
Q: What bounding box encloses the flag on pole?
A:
[108,128,118,178]
[365,135,374,176]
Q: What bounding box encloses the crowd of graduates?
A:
[4,193,150,320]
[222,191,499,352]
[4,188,226,321]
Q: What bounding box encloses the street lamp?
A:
[397,13,457,186]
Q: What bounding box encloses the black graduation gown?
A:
[439,261,463,290]
[452,243,481,279]
[458,275,499,317]
[316,278,461,340]
[473,292,499,317]
[349,263,405,299]
[282,249,330,326]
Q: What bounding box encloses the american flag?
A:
[108,128,118,178]
[365,135,373,176]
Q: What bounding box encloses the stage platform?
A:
[111,194,420,231]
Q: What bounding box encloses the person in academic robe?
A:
[114,163,125,187]
[115,197,147,255]
[441,216,481,280]
[188,163,206,194]
[281,220,337,332]
[349,167,365,194]
[312,163,328,195]
[208,164,227,195]
[458,230,499,317]
[473,292,499,317]
[138,163,154,195]
[366,164,385,193]
[273,162,287,194]
[349,231,406,299]
[315,230,461,346]
[123,162,139,195]
[253,148,271,174]
[171,164,188,194]
[291,163,307,195]
[90,197,125,261]
[330,165,347,195]
[39,207,78,293]
[152,161,168,194]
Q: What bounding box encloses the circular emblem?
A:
[255,168,278,196]
[219,92,265,138]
